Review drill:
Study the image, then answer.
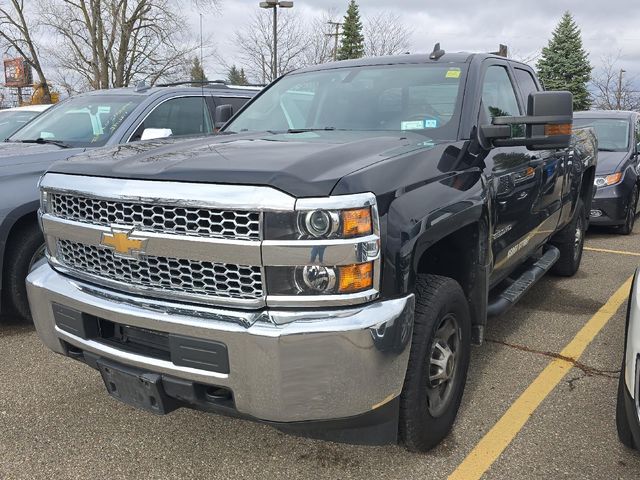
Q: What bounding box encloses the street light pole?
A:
[617,69,626,110]
[259,1,293,81]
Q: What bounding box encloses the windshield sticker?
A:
[424,119,438,128]
[401,120,426,130]
[446,68,461,79]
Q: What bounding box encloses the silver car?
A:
[618,269,640,448]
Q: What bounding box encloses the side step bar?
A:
[487,245,560,318]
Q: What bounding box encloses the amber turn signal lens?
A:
[605,172,623,186]
[341,208,373,238]
[544,123,572,136]
[337,262,374,293]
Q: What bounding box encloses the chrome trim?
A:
[27,263,415,422]
[40,173,296,212]
[295,192,377,211]
[48,256,265,309]
[41,214,262,265]
[267,288,379,308]
[625,269,640,399]
[262,235,379,266]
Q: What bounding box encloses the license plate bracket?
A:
[97,359,177,415]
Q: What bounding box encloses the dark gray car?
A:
[0,83,259,321]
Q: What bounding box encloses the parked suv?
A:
[0,83,258,321]
[574,111,640,234]
[28,51,596,451]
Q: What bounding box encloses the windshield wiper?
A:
[19,138,71,149]
[286,127,338,133]
[598,148,621,152]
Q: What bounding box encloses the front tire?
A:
[399,274,471,452]
[1,222,44,322]
[551,199,585,277]
[618,185,638,236]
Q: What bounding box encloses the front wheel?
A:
[399,274,471,452]
[618,185,638,236]
[551,199,585,277]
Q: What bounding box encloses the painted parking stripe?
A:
[448,276,633,480]
[584,247,640,257]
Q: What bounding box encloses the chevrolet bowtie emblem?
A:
[100,227,148,259]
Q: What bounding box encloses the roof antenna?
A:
[429,43,445,60]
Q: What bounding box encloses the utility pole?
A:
[617,68,626,110]
[326,21,343,61]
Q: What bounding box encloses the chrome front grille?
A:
[57,239,263,300]
[49,193,261,240]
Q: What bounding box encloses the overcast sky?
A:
[192,0,640,85]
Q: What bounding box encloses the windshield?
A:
[0,110,41,141]
[10,95,143,148]
[225,63,466,139]
[573,118,630,152]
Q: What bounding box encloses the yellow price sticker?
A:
[446,69,461,79]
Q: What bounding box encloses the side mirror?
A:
[480,91,573,151]
[214,104,234,129]
[141,128,172,141]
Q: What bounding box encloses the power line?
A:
[325,21,343,61]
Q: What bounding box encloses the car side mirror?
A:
[140,128,173,141]
[480,91,573,151]
[214,105,234,129]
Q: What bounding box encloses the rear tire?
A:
[618,185,638,236]
[399,274,471,452]
[616,366,636,449]
[1,221,44,322]
[551,199,585,277]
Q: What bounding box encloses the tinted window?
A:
[215,96,250,115]
[573,118,630,152]
[131,96,212,141]
[514,68,540,103]
[481,66,521,119]
[226,64,467,140]
[0,110,40,140]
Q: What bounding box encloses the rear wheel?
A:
[551,199,585,277]
[618,185,638,236]
[1,222,44,322]
[399,274,471,452]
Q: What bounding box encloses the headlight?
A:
[594,172,623,187]
[265,207,373,240]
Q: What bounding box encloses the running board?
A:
[487,246,560,318]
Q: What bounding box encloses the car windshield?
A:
[9,95,143,148]
[0,110,41,141]
[573,118,630,152]
[225,63,466,140]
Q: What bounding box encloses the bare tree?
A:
[233,10,311,83]
[591,53,640,111]
[0,0,52,102]
[40,0,218,90]
[302,9,339,66]
[363,12,411,57]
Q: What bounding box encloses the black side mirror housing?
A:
[480,91,573,151]
[214,104,234,129]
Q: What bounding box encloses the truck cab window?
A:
[481,66,521,119]
[514,68,540,101]
[131,96,212,142]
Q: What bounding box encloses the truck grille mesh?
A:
[49,193,261,240]
[56,239,263,300]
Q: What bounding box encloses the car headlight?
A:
[594,172,623,187]
[263,193,380,304]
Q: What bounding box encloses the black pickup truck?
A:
[28,50,596,452]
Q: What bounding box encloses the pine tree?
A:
[536,12,592,111]
[337,0,365,61]
[190,57,208,86]
[227,65,249,86]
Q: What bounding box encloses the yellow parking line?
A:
[584,247,640,257]
[448,276,633,480]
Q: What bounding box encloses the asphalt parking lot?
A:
[2,229,640,480]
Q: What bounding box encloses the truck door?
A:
[479,63,546,285]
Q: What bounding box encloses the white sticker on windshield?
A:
[401,120,425,130]
[424,119,438,128]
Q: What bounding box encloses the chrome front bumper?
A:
[27,263,414,423]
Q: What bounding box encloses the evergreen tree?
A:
[227,65,249,85]
[337,0,365,61]
[190,57,208,86]
[536,12,592,111]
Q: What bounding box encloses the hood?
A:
[595,150,628,175]
[0,141,84,168]
[49,131,441,197]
